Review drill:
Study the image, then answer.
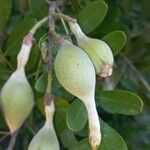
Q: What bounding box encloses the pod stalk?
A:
[84,96,101,150]
[17,33,34,70]
[44,100,55,128]
[68,21,87,39]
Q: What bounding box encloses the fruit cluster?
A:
[0,16,114,150]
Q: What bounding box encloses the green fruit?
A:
[55,40,101,149]
[69,22,114,77]
[28,101,59,150]
[79,39,114,77]
[54,40,95,100]
[28,125,59,150]
[0,70,34,133]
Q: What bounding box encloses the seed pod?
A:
[28,98,60,150]
[0,34,34,133]
[54,40,101,149]
[69,21,114,77]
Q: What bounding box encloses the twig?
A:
[120,53,150,93]
[27,126,35,136]
[46,1,56,94]
[27,70,42,79]
[0,49,13,70]
[0,131,9,135]
[0,134,9,142]
[56,8,72,41]
[30,17,48,35]
[45,0,51,5]
[35,58,42,80]
[52,12,73,22]
[6,130,18,150]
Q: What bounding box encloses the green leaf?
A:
[55,97,70,109]
[102,30,127,55]
[66,99,88,132]
[54,108,67,137]
[0,0,12,32]
[61,128,78,148]
[29,0,48,20]
[95,6,129,37]
[96,90,143,115]
[4,17,36,56]
[69,119,128,150]
[37,96,44,115]
[78,0,108,33]
[69,138,90,150]
[35,73,48,93]
[100,119,128,150]
[26,43,39,70]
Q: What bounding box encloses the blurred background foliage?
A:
[0,0,149,150]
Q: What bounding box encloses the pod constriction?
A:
[0,34,34,133]
[28,99,60,150]
[54,40,101,149]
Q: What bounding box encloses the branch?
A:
[6,130,18,150]
[42,1,57,107]
[0,131,9,135]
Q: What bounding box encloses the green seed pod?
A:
[0,70,34,133]
[69,21,114,77]
[0,34,34,133]
[28,100,59,150]
[54,40,101,149]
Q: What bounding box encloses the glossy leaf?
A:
[66,99,88,132]
[95,6,129,36]
[61,128,78,148]
[69,138,90,150]
[102,30,127,55]
[0,0,12,32]
[4,17,36,56]
[78,0,108,33]
[100,119,128,150]
[37,96,45,115]
[35,73,48,93]
[55,97,70,109]
[54,108,67,137]
[70,119,128,150]
[26,43,39,70]
[29,0,48,20]
[96,90,143,115]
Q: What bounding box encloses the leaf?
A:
[37,96,45,115]
[95,6,129,37]
[26,43,39,70]
[102,30,127,55]
[100,119,128,150]
[0,0,12,32]
[96,90,143,115]
[78,0,108,33]
[35,73,48,93]
[29,0,48,20]
[54,108,67,137]
[4,17,36,56]
[66,99,88,132]
[55,97,70,109]
[69,138,90,150]
[61,128,78,148]
[69,119,128,150]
